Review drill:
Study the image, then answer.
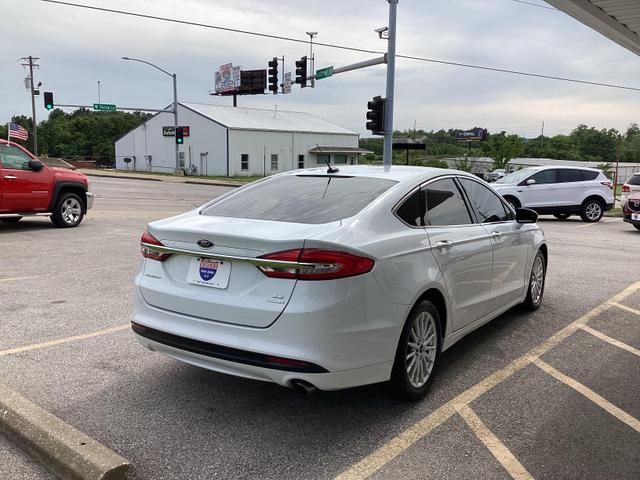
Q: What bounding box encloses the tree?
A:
[455,157,473,172]
[482,132,523,170]
[570,125,618,163]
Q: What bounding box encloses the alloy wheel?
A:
[584,202,602,221]
[530,254,545,306]
[405,311,438,388]
[61,198,82,225]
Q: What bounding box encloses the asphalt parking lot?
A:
[1,176,639,480]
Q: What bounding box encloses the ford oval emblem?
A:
[197,239,214,249]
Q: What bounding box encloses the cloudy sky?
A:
[2,0,639,138]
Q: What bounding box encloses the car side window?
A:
[395,189,424,227]
[422,178,473,226]
[529,169,557,185]
[458,178,510,223]
[558,169,584,183]
[0,145,32,170]
[582,170,599,181]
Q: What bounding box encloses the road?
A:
[1,176,638,480]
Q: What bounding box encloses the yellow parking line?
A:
[0,324,130,357]
[457,404,534,480]
[580,325,640,358]
[334,281,640,480]
[531,358,640,433]
[611,302,640,317]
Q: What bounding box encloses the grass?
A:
[101,168,262,184]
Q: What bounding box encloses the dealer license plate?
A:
[187,257,231,289]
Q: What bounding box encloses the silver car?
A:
[133,166,547,400]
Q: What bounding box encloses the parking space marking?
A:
[612,302,640,317]
[457,404,534,480]
[579,325,640,357]
[0,324,130,357]
[576,222,597,228]
[0,263,137,283]
[335,281,640,480]
[531,358,640,433]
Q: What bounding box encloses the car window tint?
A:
[557,169,584,183]
[0,144,31,170]
[396,189,423,226]
[628,175,640,186]
[458,178,510,223]
[202,175,397,224]
[582,170,599,181]
[423,178,472,226]
[529,169,556,184]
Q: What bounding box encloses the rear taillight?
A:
[257,248,374,280]
[622,185,631,193]
[140,231,172,261]
[601,181,613,190]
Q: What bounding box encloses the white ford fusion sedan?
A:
[132,166,547,400]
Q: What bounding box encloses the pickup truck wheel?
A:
[1,217,22,224]
[51,192,84,228]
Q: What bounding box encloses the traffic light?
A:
[268,57,279,94]
[44,92,54,110]
[176,126,184,144]
[366,96,386,135]
[295,56,307,88]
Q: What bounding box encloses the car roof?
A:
[281,165,475,186]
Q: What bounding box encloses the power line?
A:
[510,0,557,11]
[39,0,640,93]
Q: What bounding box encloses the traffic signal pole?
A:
[383,0,398,168]
[173,73,180,174]
[20,56,39,156]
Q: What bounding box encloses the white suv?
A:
[492,166,614,222]
[622,173,640,202]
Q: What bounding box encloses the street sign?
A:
[283,72,292,94]
[315,66,334,80]
[163,126,190,137]
[93,103,116,111]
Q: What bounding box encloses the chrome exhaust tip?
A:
[291,379,317,394]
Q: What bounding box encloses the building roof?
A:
[181,102,356,135]
[546,0,640,56]
[308,146,372,154]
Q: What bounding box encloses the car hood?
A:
[628,192,640,201]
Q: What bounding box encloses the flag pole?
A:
[7,122,10,143]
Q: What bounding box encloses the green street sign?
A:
[315,66,334,80]
[93,103,116,111]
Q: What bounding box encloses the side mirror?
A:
[28,159,44,171]
[526,179,536,185]
[516,208,538,224]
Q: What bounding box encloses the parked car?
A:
[492,166,614,222]
[486,168,506,182]
[621,173,640,203]
[0,139,94,227]
[132,166,547,400]
[622,192,640,231]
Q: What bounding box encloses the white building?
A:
[114,103,367,176]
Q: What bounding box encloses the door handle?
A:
[4,175,17,180]
[492,231,503,238]
[435,240,453,248]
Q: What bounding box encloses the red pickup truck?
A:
[0,139,94,227]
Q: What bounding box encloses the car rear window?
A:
[201,175,397,224]
[628,175,640,186]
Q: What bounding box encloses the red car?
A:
[0,139,94,227]
[623,192,640,232]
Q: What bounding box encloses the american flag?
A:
[9,122,28,141]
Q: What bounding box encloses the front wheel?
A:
[580,199,603,222]
[51,192,84,228]
[522,250,546,311]
[389,300,442,400]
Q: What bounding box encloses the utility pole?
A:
[20,56,39,156]
[540,121,545,148]
[614,139,622,192]
[306,32,318,88]
[97,80,101,104]
[383,0,398,168]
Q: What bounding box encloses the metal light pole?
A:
[383,0,398,168]
[122,56,181,174]
[97,80,101,104]
[306,31,318,87]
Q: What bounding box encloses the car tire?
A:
[389,300,442,401]
[553,213,571,220]
[635,225,640,231]
[579,199,604,223]
[0,217,22,224]
[51,192,84,228]
[504,196,520,211]
[522,250,546,311]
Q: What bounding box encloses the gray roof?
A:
[181,103,356,135]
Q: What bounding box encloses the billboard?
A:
[456,128,488,142]
[214,63,241,93]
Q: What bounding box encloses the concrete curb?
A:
[184,180,241,188]
[82,171,243,188]
[0,383,135,480]
[83,172,162,182]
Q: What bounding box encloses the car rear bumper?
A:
[85,192,94,210]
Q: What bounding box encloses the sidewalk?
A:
[77,169,244,188]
